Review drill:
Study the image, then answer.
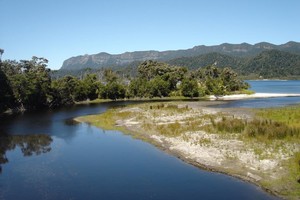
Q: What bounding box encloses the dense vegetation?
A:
[0,57,248,113]
[60,41,300,71]
[168,52,240,71]
[55,49,300,80]
[169,50,300,79]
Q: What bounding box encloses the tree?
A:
[181,79,199,98]
[5,57,52,110]
[128,78,148,98]
[0,49,4,61]
[205,78,226,96]
[50,75,88,107]
[163,66,187,90]
[104,82,126,100]
[137,60,159,81]
[148,77,170,98]
[103,69,118,83]
[135,60,187,97]
[83,73,100,100]
[0,67,14,112]
[23,57,52,108]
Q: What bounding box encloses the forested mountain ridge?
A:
[167,52,240,70]
[241,50,300,78]
[60,41,300,70]
[168,50,300,79]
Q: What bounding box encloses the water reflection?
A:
[0,134,52,173]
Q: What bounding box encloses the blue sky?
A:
[1,0,300,69]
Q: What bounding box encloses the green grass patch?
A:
[211,116,246,134]
[256,105,300,128]
[229,89,255,95]
[76,102,300,198]
[266,152,300,199]
[76,108,134,131]
[76,98,112,105]
[206,114,300,140]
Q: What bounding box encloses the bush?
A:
[212,117,246,133]
[244,119,299,139]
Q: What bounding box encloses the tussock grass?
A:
[257,105,300,128]
[230,89,255,95]
[270,152,300,198]
[77,102,300,199]
[245,119,300,139]
[211,116,246,134]
[76,108,135,131]
[207,116,300,140]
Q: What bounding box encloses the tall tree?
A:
[0,67,14,112]
[181,78,199,98]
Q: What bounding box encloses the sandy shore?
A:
[209,93,300,100]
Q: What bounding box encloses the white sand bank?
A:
[209,93,300,100]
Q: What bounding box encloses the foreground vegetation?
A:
[77,103,300,199]
[0,57,248,113]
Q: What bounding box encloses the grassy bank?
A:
[204,107,300,198]
[75,102,300,199]
[75,90,256,105]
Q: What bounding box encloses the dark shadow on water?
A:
[0,134,52,174]
[64,118,80,126]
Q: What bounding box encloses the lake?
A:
[1,80,298,200]
[215,80,300,108]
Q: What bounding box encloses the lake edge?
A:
[75,101,300,199]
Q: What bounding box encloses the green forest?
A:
[54,50,300,80]
[168,50,300,79]
[0,57,249,113]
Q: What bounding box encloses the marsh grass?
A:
[155,121,182,137]
[230,89,255,95]
[212,116,246,133]
[77,108,135,131]
[257,105,300,128]
[269,152,300,198]
[206,115,300,140]
[77,102,300,199]
[245,119,300,140]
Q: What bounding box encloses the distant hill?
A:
[241,50,300,78]
[167,52,241,70]
[60,41,300,70]
[168,50,300,79]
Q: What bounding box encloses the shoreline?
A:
[75,115,279,198]
[209,93,300,100]
[75,102,300,199]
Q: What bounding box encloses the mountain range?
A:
[60,41,300,71]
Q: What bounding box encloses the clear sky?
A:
[1,0,300,69]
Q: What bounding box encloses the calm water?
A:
[1,81,295,200]
[248,80,300,94]
[216,80,300,108]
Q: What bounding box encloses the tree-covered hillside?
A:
[240,50,300,78]
[168,50,300,79]
[167,52,240,70]
[55,48,300,80]
[60,41,300,70]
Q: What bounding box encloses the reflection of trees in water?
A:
[0,134,52,173]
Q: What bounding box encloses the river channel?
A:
[2,80,298,200]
